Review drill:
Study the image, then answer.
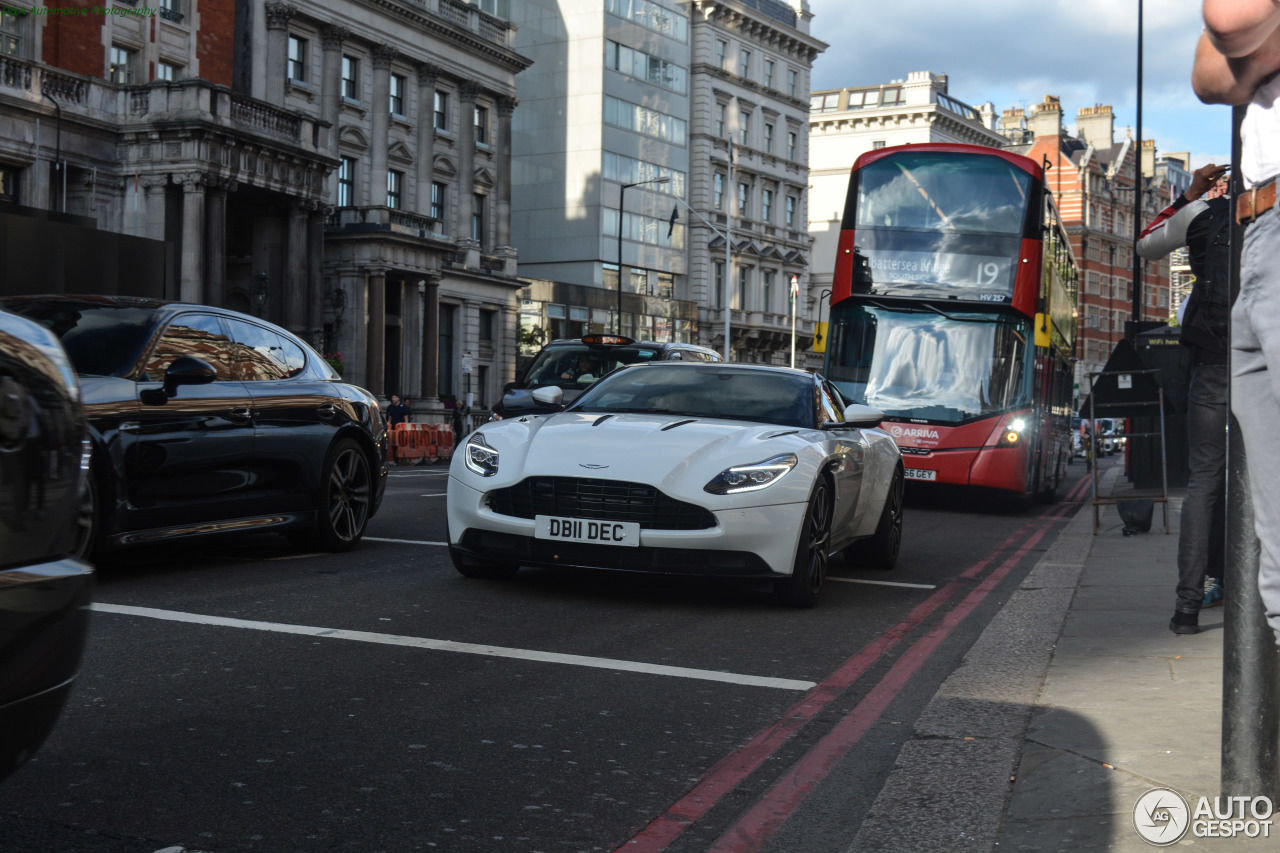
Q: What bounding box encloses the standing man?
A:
[386,394,412,463]
[1137,163,1231,634]
[1193,2,1280,647]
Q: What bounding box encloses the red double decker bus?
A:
[823,143,1078,501]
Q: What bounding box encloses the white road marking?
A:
[828,577,937,589]
[389,470,450,477]
[90,604,815,691]
[365,536,449,546]
[418,493,448,498]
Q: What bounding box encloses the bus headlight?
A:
[997,419,1026,447]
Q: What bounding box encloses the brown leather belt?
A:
[1237,181,1278,224]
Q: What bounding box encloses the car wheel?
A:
[849,466,904,571]
[449,546,519,580]
[311,438,373,552]
[774,478,832,608]
[72,467,100,560]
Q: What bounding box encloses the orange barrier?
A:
[390,422,441,464]
[436,424,455,460]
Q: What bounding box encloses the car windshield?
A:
[521,343,667,390]
[570,364,815,428]
[1,299,157,377]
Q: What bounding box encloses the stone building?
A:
[0,0,531,412]
[507,0,824,364]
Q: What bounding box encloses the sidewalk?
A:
[849,460,1274,852]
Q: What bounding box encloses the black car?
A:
[0,307,94,783]
[1,295,388,557]
[495,335,723,418]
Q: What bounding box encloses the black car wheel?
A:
[848,466,903,571]
[775,478,832,608]
[312,438,373,552]
[449,546,519,580]
[72,466,100,560]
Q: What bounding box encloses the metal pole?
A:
[790,275,797,368]
[724,143,734,362]
[1222,103,1280,800]
[617,177,669,337]
[1130,0,1143,327]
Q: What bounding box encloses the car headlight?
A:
[464,432,500,477]
[704,453,797,495]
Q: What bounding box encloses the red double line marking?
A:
[618,477,1087,852]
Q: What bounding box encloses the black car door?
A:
[223,317,343,513]
[123,312,259,533]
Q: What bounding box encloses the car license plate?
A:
[534,515,641,547]
[904,468,937,481]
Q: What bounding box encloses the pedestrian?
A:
[386,393,412,463]
[1193,1,1280,646]
[1136,162,1231,634]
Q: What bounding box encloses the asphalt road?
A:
[0,457,1098,853]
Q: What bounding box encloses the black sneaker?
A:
[1170,611,1199,635]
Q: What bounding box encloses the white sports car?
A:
[446,363,905,606]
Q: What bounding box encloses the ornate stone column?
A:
[285,200,309,333]
[264,2,295,107]
[178,173,206,304]
[457,80,481,238]
[203,177,234,307]
[319,25,349,154]
[370,46,398,207]
[495,95,517,249]
[416,63,442,215]
[420,272,441,400]
[142,174,169,243]
[365,266,387,396]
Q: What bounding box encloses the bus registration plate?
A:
[535,516,640,547]
[904,468,937,481]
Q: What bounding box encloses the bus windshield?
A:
[825,303,1032,424]
[850,151,1033,301]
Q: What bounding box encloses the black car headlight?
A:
[464,432,500,477]
[704,453,797,495]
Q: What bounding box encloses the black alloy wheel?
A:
[775,478,832,608]
[851,466,904,571]
[312,438,373,551]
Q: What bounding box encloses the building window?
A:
[738,48,751,78]
[714,262,724,308]
[479,308,496,341]
[337,157,356,207]
[1,9,25,57]
[431,182,447,220]
[738,110,750,146]
[786,195,797,228]
[763,269,775,312]
[390,73,406,116]
[434,90,449,131]
[604,95,687,146]
[109,46,136,84]
[605,0,689,42]
[872,140,887,149]
[764,58,775,89]
[713,173,724,210]
[159,0,184,24]
[474,105,488,145]
[386,170,403,209]
[473,193,486,243]
[156,61,182,81]
[737,266,748,309]
[342,55,359,100]
[763,122,774,154]
[787,69,797,97]
[786,130,797,160]
[737,181,749,217]
[715,103,727,138]
[811,92,840,113]
[287,35,307,84]
[762,188,773,223]
[605,40,687,94]
[715,39,727,69]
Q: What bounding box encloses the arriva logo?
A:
[889,425,940,440]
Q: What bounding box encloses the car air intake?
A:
[489,477,716,530]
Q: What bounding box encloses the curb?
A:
[846,471,1115,852]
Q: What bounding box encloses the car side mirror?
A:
[162,355,218,398]
[841,403,885,428]
[531,386,563,406]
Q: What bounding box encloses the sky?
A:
[806,0,1233,170]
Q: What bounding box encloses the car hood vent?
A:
[660,419,698,431]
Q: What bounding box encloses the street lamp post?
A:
[616,177,671,336]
